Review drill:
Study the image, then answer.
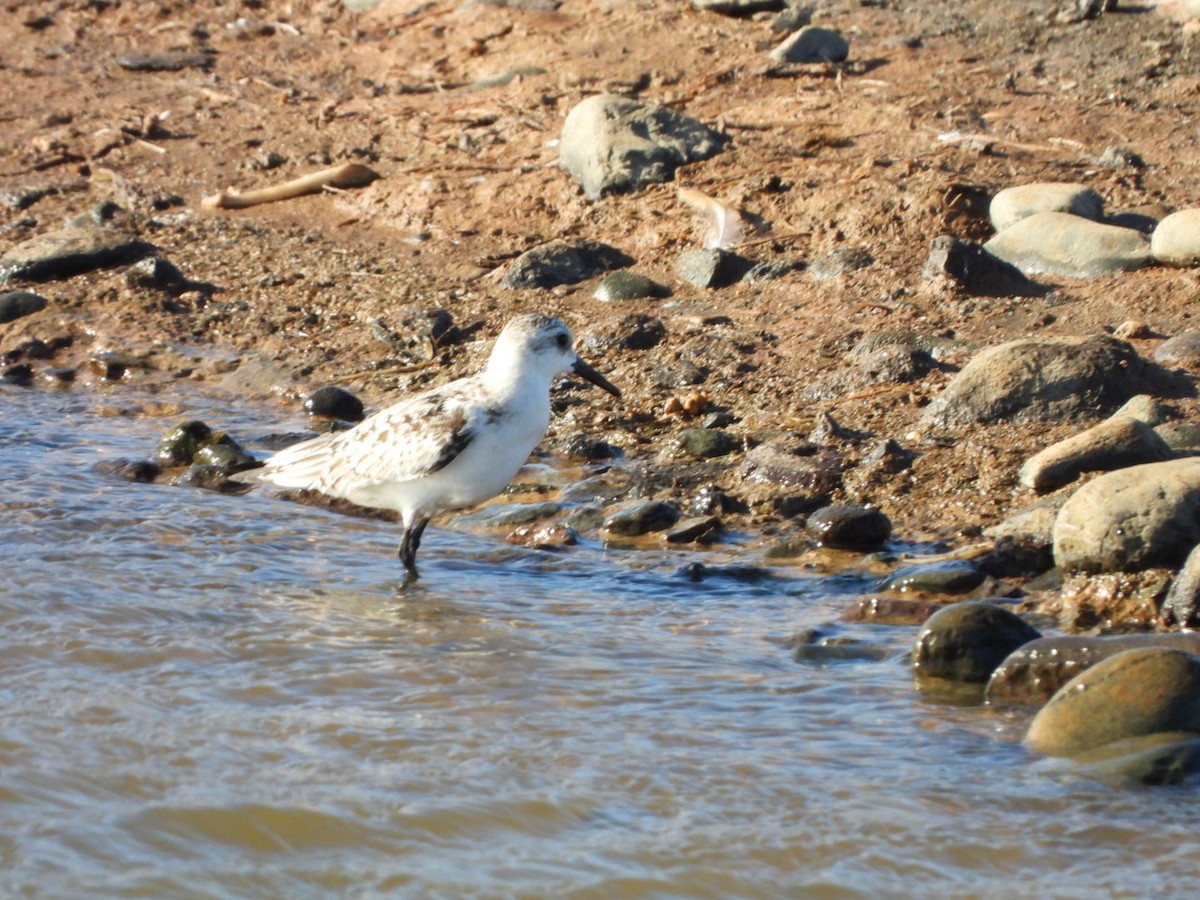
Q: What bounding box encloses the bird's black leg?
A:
[398,517,430,579]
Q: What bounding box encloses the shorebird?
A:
[236,313,620,580]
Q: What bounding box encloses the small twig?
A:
[201,162,380,210]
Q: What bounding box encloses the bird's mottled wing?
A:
[248,383,487,496]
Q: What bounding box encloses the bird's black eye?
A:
[555,333,570,351]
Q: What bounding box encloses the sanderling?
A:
[235,313,620,580]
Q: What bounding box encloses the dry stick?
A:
[201,163,380,210]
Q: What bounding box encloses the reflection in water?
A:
[2,386,1200,897]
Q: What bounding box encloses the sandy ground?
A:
[3,0,1200,571]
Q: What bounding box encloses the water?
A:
[3,385,1200,898]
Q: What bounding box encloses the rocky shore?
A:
[4,0,1200,777]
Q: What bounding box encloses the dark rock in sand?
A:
[806,505,891,551]
[0,226,156,283]
[692,0,784,14]
[176,464,244,492]
[603,500,681,536]
[922,235,1042,297]
[560,435,622,460]
[594,270,668,301]
[912,601,1042,683]
[769,25,850,64]
[1025,647,1200,757]
[920,335,1165,428]
[502,239,634,290]
[880,559,985,594]
[986,632,1200,707]
[675,248,754,289]
[676,427,739,459]
[808,247,872,281]
[114,50,215,71]
[193,442,258,473]
[0,290,47,323]
[304,385,365,422]
[559,93,727,200]
[505,521,577,549]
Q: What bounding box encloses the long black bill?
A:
[571,358,621,398]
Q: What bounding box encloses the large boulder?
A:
[983,211,1151,277]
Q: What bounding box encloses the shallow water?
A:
[3,385,1200,898]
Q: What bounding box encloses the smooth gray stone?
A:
[676,427,739,459]
[1053,458,1200,575]
[0,226,155,282]
[502,239,634,290]
[1151,208,1200,267]
[879,559,984,594]
[920,335,1156,428]
[1026,648,1200,757]
[1018,415,1174,493]
[559,94,726,200]
[452,501,562,529]
[594,270,667,301]
[674,248,753,289]
[984,211,1151,277]
[1162,543,1200,628]
[986,632,1200,707]
[989,182,1104,233]
[0,290,47,323]
[912,601,1041,683]
[1154,330,1200,371]
[769,25,849,64]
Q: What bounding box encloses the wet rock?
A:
[92,458,162,483]
[505,522,577,549]
[739,439,841,514]
[678,562,772,583]
[1162,543,1200,628]
[176,464,243,492]
[912,601,1042,683]
[859,438,915,475]
[674,248,754,289]
[452,501,562,529]
[983,212,1151,277]
[806,505,891,551]
[559,93,727,200]
[841,596,940,625]
[0,290,47,323]
[594,270,668,301]
[676,427,739,459]
[2,363,33,386]
[114,50,215,71]
[603,500,681,536]
[304,385,365,422]
[687,483,740,516]
[1153,330,1200,371]
[921,235,1041,296]
[1054,569,1171,632]
[0,226,155,282]
[769,25,849,64]
[988,182,1104,233]
[559,435,621,460]
[502,239,634,290]
[1025,647,1200,757]
[1150,209,1200,267]
[808,247,872,281]
[788,628,894,663]
[663,515,722,544]
[1018,415,1174,493]
[1060,732,1200,786]
[880,559,985,594]
[193,442,258,473]
[1053,458,1200,574]
[155,420,214,467]
[986,632,1200,708]
[920,335,1159,428]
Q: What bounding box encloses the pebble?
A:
[921,235,1040,296]
[1153,330,1200,371]
[502,239,634,290]
[1025,647,1200,758]
[663,515,722,544]
[1150,208,1200,267]
[983,211,1151,277]
[603,500,681,537]
[879,559,985,594]
[911,601,1042,683]
[1053,458,1200,575]
[1018,415,1174,493]
[155,420,214,467]
[988,182,1104,233]
[769,25,850,64]
[0,290,47,323]
[739,439,842,507]
[0,226,155,282]
[986,632,1200,708]
[807,247,872,281]
[806,505,891,551]
[114,51,215,71]
[920,335,1157,428]
[676,427,739,459]
[594,270,668,301]
[559,93,726,200]
[304,385,365,422]
[559,435,621,460]
[674,248,753,289]
[1162,543,1200,628]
